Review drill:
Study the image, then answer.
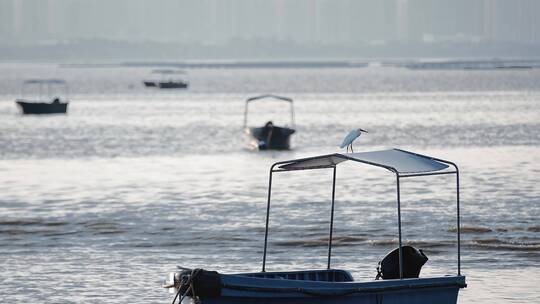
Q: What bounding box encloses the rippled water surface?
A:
[0,63,539,303]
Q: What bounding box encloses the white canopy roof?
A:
[278,149,450,174]
[246,94,293,103]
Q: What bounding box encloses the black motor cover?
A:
[179,269,222,298]
[377,246,428,280]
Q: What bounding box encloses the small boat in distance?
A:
[15,79,69,115]
[143,69,189,89]
[243,94,296,150]
[163,148,466,304]
[157,80,189,89]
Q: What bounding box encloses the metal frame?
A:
[20,79,69,101]
[261,149,461,279]
[243,95,295,129]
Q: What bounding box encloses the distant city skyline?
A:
[1,0,539,45]
[0,0,539,61]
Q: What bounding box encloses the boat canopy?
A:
[19,79,69,99]
[277,149,450,176]
[243,94,295,128]
[246,94,293,103]
[263,148,461,279]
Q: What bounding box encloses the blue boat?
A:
[164,149,466,304]
[243,94,296,150]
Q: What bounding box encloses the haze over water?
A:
[0,63,539,303]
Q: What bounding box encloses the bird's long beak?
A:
[359,128,368,133]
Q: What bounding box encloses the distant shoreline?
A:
[1,58,539,70]
[66,58,540,70]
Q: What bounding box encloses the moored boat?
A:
[164,148,466,304]
[243,94,296,150]
[15,79,69,115]
[143,80,157,87]
[143,69,189,89]
[158,80,189,89]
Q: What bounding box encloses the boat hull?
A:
[16,100,68,114]
[247,125,295,150]
[174,270,465,304]
[158,81,189,89]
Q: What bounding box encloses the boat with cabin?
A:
[243,94,296,150]
[15,79,69,114]
[163,148,466,304]
[143,69,189,89]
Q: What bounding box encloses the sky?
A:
[0,0,539,60]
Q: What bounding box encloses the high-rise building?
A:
[396,0,408,41]
[483,0,495,41]
[13,0,24,39]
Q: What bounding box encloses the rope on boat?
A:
[171,268,203,304]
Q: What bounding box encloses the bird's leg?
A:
[351,143,354,153]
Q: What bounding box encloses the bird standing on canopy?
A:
[340,128,368,153]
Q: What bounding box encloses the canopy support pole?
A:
[456,169,461,276]
[290,102,295,128]
[262,166,275,272]
[327,166,337,269]
[396,174,403,279]
[243,102,249,128]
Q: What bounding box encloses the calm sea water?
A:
[0,63,539,303]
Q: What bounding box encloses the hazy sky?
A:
[1,0,539,45]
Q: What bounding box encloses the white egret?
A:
[340,128,368,153]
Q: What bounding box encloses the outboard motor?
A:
[164,268,221,303]
[376,246,428,280]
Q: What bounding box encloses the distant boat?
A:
[157,80,189,89]
[494,65,533,70]
[243,94,296,150]
[143,69,189,89]
[15,79,69,115]
[405,60,534,70]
